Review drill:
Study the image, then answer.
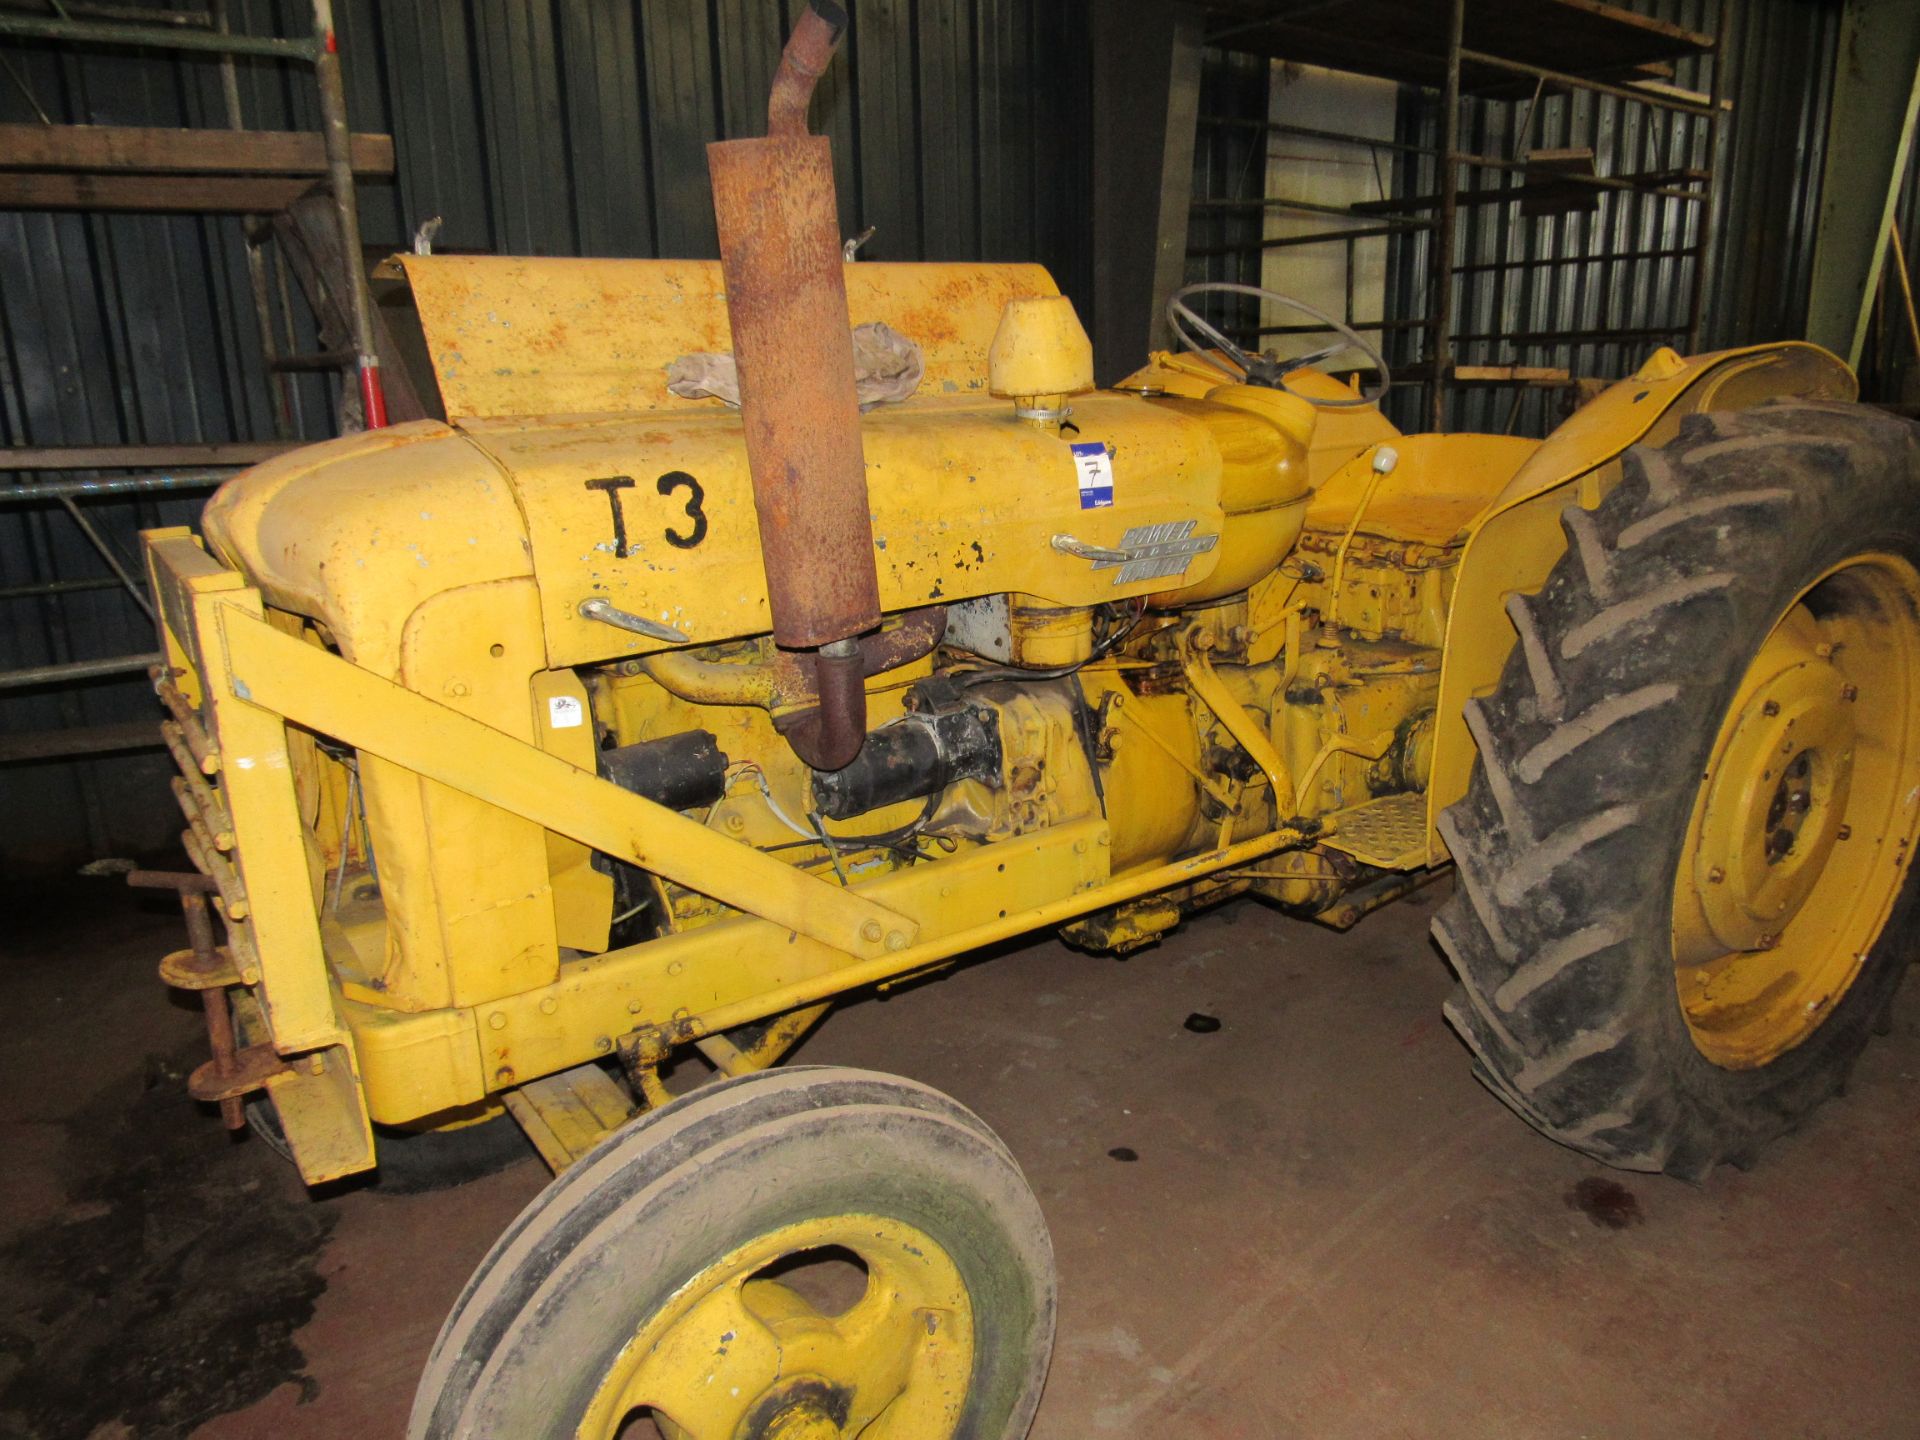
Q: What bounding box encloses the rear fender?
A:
[1424,342,1856,862]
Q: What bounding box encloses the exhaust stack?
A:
[707,1,879,772]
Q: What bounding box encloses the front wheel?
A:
[1437,401,1920,1179]
[410,1066,1055,1440]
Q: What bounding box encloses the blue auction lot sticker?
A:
[1070,441,1114,509]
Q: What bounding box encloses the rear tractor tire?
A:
[1437,401,1920,1180]
[411,1065,1055,1440]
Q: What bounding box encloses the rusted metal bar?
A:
[0,576,120,602]
[708,0,877,772]
[182,826,250,922]
[1195,114,1437,157]
[171,770,235,852]
[0,652,160,688]
[1683,0,1731,353]
[0,719,160,763]
[1187,223,1421,260]
[1,471,231,503]
[1429,0,1464,433]
[184,889,246,1129]
[173,775,231,860]
[57,494,156,622]
[1456,48,1714,118]
[0,10,319,58]
[157,672,222,775]
[310,0,387,429]
[128,868,218,892]
[162,719,217,789]
[130,871,251,1129]
[0,443,286,469]
[0,1,215,28]
[1190,193,1425,223]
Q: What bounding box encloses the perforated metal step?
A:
[1320,791,1429,870]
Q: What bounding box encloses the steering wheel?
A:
[1165,281,1390,408]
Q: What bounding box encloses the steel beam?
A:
[1091,0,1206,384]
[0,11,318,58]
[0,652,161,690]
[0,443,290,470]
[1147,10,1204,356]
[1805,0,1920,368]
[1,471,232,504]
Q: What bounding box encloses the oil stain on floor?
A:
[1566,1174,1645,1230]
[0,1042,333,1439]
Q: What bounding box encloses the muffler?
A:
[707,1,879,772]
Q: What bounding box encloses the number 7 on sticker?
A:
[1069,441,1114,510]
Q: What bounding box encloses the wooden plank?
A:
[0,172,317,212]
[1626,78,1733,111]
[0,442,295,470]
[1451,364,1573,384]
[0,124,393,176]
[1525,147,1596,175]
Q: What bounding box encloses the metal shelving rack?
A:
[1187,0,1730,432]
[0,0,391,735]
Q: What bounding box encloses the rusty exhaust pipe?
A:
[708,1,878,773]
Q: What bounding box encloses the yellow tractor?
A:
[138,6,1920,1437]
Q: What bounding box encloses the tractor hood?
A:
[203,258,1261,674]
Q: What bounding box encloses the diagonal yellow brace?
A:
[1182,636,1297,816]
[215,606,915,960]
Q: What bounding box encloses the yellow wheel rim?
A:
[578,1214,973,1439]
[1673,554,1920,1068]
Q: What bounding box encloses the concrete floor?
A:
[3,870,1917,1438]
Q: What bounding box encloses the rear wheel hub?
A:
[1674,557,1920,1068]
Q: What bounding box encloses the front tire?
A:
[1436,401,1920,1179]
[410,1066,1055,1440]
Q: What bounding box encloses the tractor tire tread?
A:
[1433,399,1920,1179]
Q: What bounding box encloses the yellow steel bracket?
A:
[1181,631,1296,816]
[213,606,916,959]
[148,530,341,1052]
[147,529,376,1185]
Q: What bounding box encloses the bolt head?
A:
[885,930,909,951]
[488,1011,508,1030]
[1707,866,1726,884]
[860,919,884,943]
[1762,699,1780,717]
[594,1036,612,1054]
